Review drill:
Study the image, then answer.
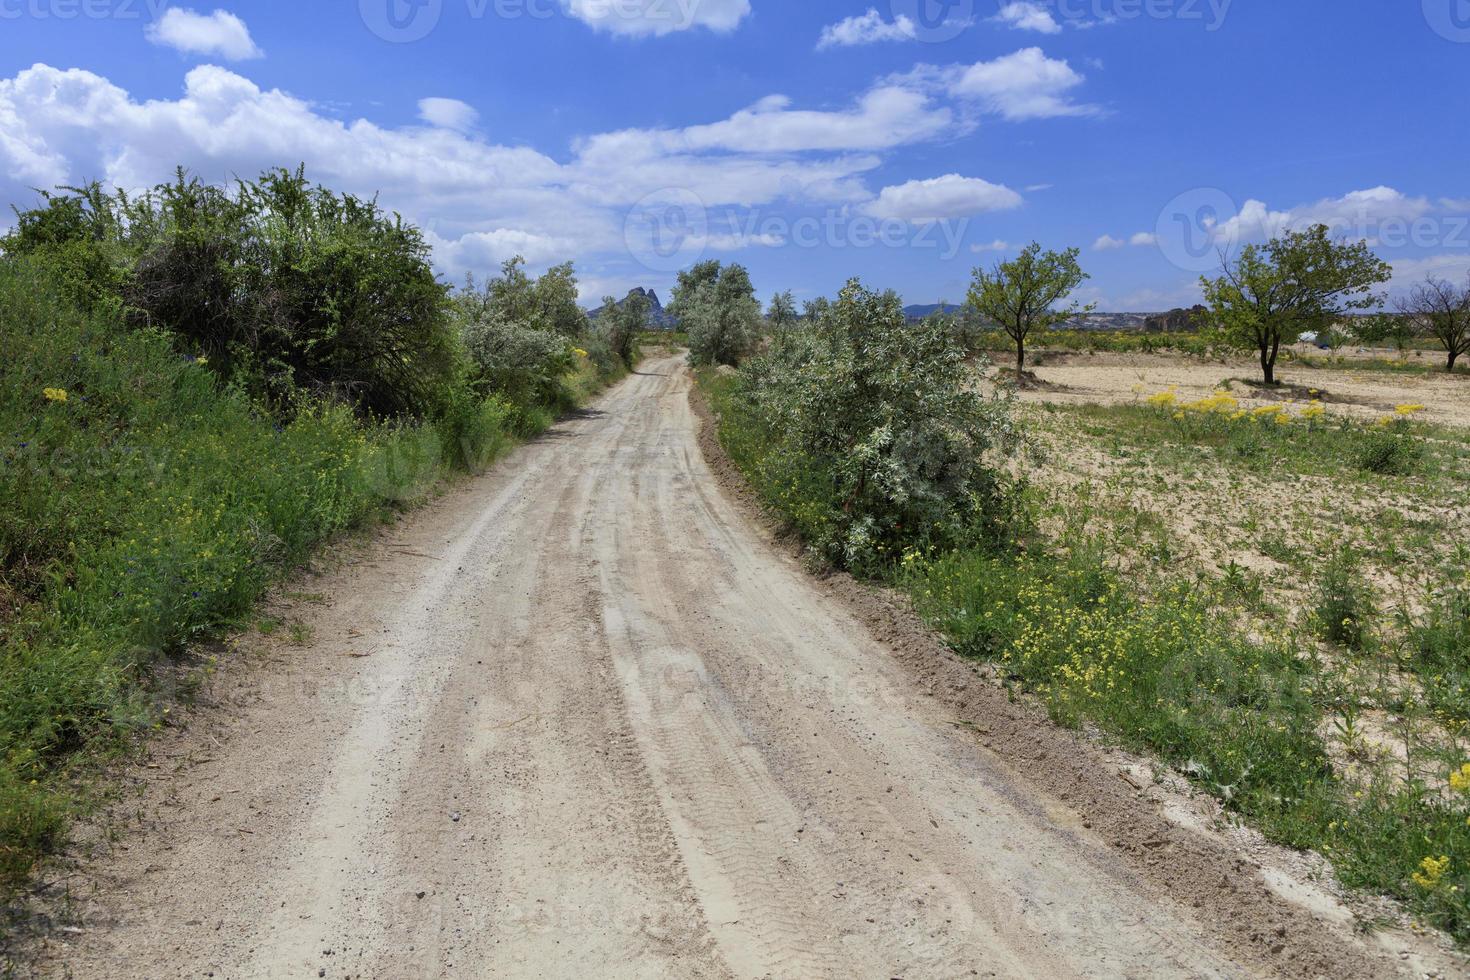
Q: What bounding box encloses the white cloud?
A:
[0,63,926,290]
[418,98,479,133]
[1129,231,1157,246]
[1025,182,1053,192]
[939,48,1098,121]
[1389,254,1470,290]
[971,239,1011,252]
[0,58,1087,293]
[863,174,1023,222]
[593,85,953,155]
[145,8,262,61]
[993,2,1062,34]
[561,0,750,37]
[1093,234,1125,250]
[817,9,917,49]
[1212,186,1434,245]
[1439,197,1470,211]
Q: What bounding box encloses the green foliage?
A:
[1403,578,1470,718]
[908,547,1331,838]
[1201,225,1392,385]
[723,278,1020,572]
[1355,426,1422,475]
[672,260,761,367]
[4,168,461,421]
[1351,312,1421,353]
[0,247,611,891]
[452,256,620,425]
[966,242,1092,373]
[1310,549,1375,650]
[600,290,648,367]
[767,290,796,332]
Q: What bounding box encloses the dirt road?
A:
[43,356,1450,978]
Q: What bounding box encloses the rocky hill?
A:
[590,287,679,330]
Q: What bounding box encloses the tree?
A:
[1350,312,1420,356]
[602,290,648,366]
[536,261,590,337]
[670,260,761,366]
[1201,225,1391,386]
[737,278,1018,571]
[966,242,1092,375]
[767,290,797,332]
[1397,276,1470,373]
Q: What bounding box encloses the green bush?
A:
[0,257,517,888]
[3,169,460,421]
[672,261,761,367]
[725,278,1020,572]
[1405,580,1470,717]
[1310,549,1375,650]
[1356,426,1421,475]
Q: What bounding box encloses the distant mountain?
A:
[589,287,679,330]
[903,303,965,321]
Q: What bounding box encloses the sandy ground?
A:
[1008,349,1470,427]
[27,355,1462,979]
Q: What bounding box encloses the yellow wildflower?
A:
[1450,763,1470,794]
[1395,404,1426,416]
[1413,855,1451,891]
[1146,388,1179,408]
[573,348,590,358]
[43,387,68,403]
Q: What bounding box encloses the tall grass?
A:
[0,259,549,887]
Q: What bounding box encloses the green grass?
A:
[698,363,1470,944]
[1067,401,1468,484]
[0,259,621,890]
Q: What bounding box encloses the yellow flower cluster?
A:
[43,387,68,403]
[1145,388,1179,408]
[1185,391,1240,414]
[1450,763,1470,793]
[1413,855,1451,891]
[1395,404,1426,416]
[573,348,590,359]
[1146,388,1332,427]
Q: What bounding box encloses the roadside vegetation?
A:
[0,168,638,892]
[704,224,1470,942]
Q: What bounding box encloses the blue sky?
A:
[3,1,1468,309]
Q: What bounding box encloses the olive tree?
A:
[767,290,797,332]
[738,278,1019,572]
[1397,276,1470,373]
[600,290,648,366]
[671,260,761,366]
[966,242,1092,375]
[1201,225,1391,386]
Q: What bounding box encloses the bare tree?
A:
[1398,276,1470,373]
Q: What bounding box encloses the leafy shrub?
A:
[1311,548,1375,650]
[1356,427,1421,475]
[0,257,517,888]
[3,168,460,421]
[730,278,1020,572]
[672,261,761,367]
[599,291,648,367]
[459,313,574,415]
[1405,580,1470,716]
